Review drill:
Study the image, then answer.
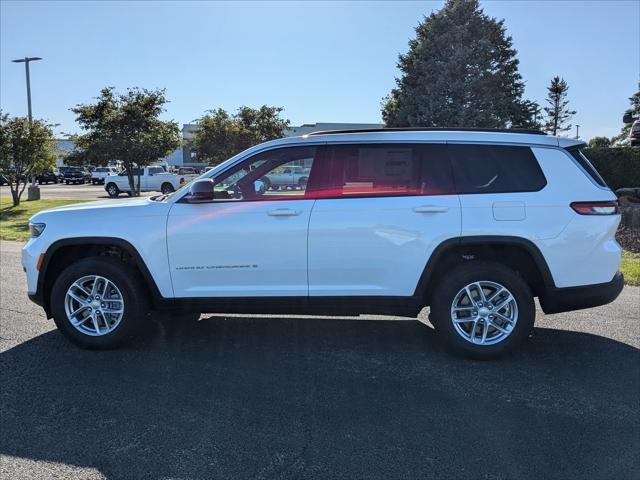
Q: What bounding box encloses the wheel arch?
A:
[37,237,163,317]
[416,236,556,306]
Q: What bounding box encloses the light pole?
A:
[12,57,42,122]
[12,56,43,200]
[575,124,580,139]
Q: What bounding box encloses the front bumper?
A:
[540,272,624,314]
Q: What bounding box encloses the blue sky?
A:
[1,1,638,140]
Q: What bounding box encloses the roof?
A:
[291,129,585,149]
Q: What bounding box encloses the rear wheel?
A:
[106,183,119,197]
[160,182,174,194]
[298,177,308,189]
[50,257,150,349]
[430,261,535,359]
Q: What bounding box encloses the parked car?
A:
[91,167,118,185]
[104,166,188,197]
[23,128,623,358]
[63,167,90,185]
[178,167,197,175]
[630,120,640,147]
[36,171,59,185]
[265,165,309,190]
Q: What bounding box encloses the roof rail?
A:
[306,127,547,136]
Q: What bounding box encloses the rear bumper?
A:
[540,272,624,314]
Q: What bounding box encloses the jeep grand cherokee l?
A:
[22,129,624,358]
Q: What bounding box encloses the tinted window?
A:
[316,144,454,198]
[448,145,546,194]
[567,148,607,188]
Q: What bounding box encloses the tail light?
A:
[570,201,618,215]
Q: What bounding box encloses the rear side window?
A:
[317,144,454,198]
[567,148,608,188]
[448,144,546,194]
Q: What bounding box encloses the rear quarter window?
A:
[567,148,608,188]
[448,144,546,194]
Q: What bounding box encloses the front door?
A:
[167,145,321,298]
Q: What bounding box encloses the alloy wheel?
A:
[450,281,518,346]
[64,275,125,336]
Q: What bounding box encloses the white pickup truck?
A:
[105,166,189,197]
[91,167,118,185]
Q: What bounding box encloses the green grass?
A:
[621,250,640,286]
[0,199,88,241]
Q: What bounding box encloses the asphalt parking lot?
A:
[0,239,639,479]
[0,183,154,201]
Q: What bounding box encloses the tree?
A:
[190,105,290,166]
[0,113,57,206]
[381,0,538,129]
[70,87,181,196]
[542,76,576,136]
[615,89,640,145]
[588,136,612,148]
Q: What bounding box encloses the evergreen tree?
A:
[382,0,537,129]
[542,76,576,136]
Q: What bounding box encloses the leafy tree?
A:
[381,0,538,129]
[588,136,613,148]
[70,87,181,196]
[542,76,576,136]
[191,105,290,166]
[615,89,640,145]
[0,113,57,206]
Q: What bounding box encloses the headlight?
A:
[29,223,46,237]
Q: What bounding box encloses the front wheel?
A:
[429,261,535,359]
[160,183,175,194]
[50,257,150,349]
[106,183,120,198]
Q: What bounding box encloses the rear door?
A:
[307,143,461,297]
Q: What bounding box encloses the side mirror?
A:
[184,178,215,203]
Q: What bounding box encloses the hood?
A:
[30,197,162,223]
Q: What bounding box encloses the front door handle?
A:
[413,205,449,213]
[267,208,301,217]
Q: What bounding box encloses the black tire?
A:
[160,182,174,194]
[65,180,69,185]
[430,261,535,359]
[260,177,271,191]
[106,183,119,198]
[298,177,308,189]
[50,257,150,349]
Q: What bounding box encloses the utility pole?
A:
[12,57,43,200]
[575,124,580,139]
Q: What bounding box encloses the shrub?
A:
[583,147,640,191]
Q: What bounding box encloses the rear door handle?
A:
[413,205,449,213]
[267,208,301,217]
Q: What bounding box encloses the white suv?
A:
[22,129,624,358]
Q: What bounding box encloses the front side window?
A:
[448,145,546,194]
[315,144,454,198]
[211,146,318,202]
